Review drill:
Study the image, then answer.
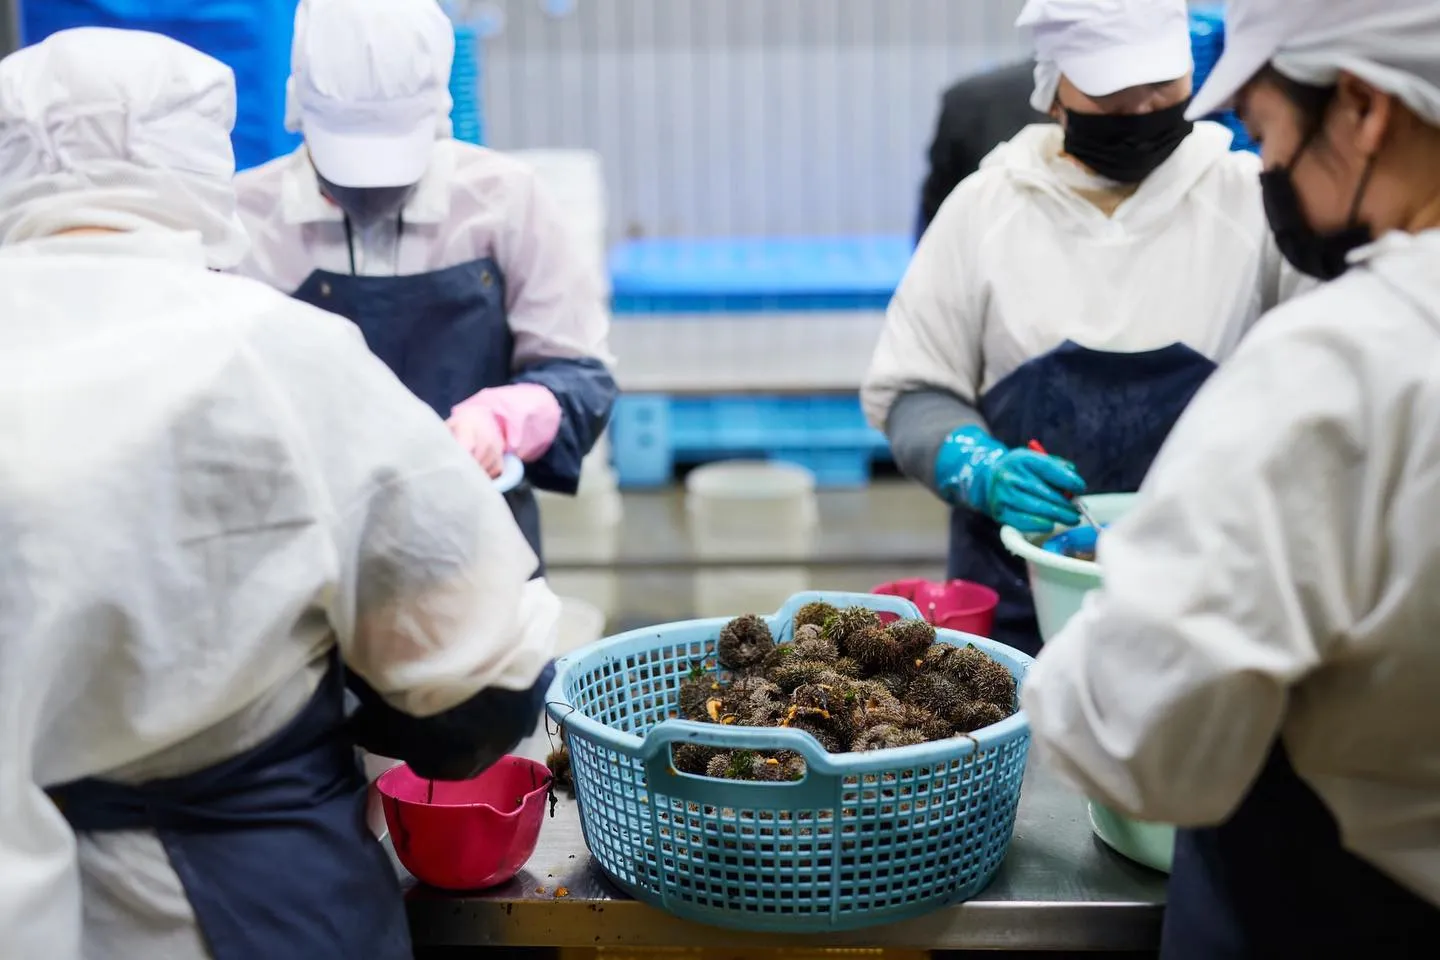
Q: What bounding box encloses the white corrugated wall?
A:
[473,0,1031,240]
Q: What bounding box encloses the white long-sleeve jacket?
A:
[1023,230,1440,908]
[0,230,558,959]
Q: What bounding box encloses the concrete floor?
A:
[537,478,950,629]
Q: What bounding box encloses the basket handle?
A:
[640,720,842,807]
[772,591,924,640]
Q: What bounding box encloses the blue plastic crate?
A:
[547,590,1035,933]
[611,394,890,488]
[21,0,302,170]
[610,235,912,315]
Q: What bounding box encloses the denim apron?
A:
[49,660,411,960]
[1161,744,1440,958]
[948,339,1216,655]
[291,219,617,571]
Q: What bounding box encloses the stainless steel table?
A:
[402,759,1167,952]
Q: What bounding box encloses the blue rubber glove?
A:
[934,426,1086,533]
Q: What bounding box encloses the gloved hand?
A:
[451,384,563,465]
[447,403,506,478]
[934,426,1085,533]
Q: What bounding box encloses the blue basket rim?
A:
[545,598,1035,775]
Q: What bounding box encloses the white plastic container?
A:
[1000,492,1175,874]
[684,461,818,618]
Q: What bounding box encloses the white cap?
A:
[1017,0,1194,113]
[288,0,456,188]
[0,27,248,267]
[1188,0,1440,126]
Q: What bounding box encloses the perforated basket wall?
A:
[547,591,1033,933]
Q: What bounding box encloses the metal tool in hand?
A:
[1027,440,1102,532]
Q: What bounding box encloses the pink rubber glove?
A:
[447,404,506,478]
[450,383,563,464]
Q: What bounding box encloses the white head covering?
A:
[0,27,247,268]
[286,0,456,189]
[1017,0,1194,113]
[1188,0,1440,126]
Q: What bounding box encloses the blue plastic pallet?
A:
[609,235,912,315]
[611,394,891,488]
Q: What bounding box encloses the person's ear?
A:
[1337,71,1392,158]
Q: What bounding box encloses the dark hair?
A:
[1255,64,1337,141]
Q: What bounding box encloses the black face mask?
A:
[1260,138,1376,282]
[1062,100,1194,184]
[316,175,417,228]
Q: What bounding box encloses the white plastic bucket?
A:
[1000,492,1174,873]
[999,492,1136,644]
[685,461,818,617]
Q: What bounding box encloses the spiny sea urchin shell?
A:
[907,672,964,717]
[821,606,882,657]
[768,657,834,692]
[794,633,840,663]
[959,651,1017,711]
[950,700,1010,733]
[673,743,719,775]
[793,600,839,631]
[885,619,937,660]
[717,614,776,671]
[852,724,927,752]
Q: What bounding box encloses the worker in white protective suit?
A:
[1022,1,1440,955]
[862,0,1302,656]
[235,0,616,570]
[0,27,559,960]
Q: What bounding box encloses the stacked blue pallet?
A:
[20,0,303,171]
[450,25,484,146]
[608,236,912,488]
[1190,6,1258,154]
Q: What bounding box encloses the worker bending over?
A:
[0,27,558,960]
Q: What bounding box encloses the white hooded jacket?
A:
[1022,229,1440,906]
[0,27,558,958]
[863,121,1299,430]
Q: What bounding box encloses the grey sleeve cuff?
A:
[884,389,988,496]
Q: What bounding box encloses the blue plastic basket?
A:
[546,591,1034,932]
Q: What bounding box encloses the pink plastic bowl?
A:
[377,756,550,891]
[871,578,1000,637]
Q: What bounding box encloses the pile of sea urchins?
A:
[670,601,1016,782]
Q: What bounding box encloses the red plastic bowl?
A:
[872,579,1000,637]
[378,756,550,891]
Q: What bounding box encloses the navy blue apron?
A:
[290,221,618,573]
[949,340,1216,655]
[1162,743,1440,958]
[292,238,546,566]
[49,659,411,960]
